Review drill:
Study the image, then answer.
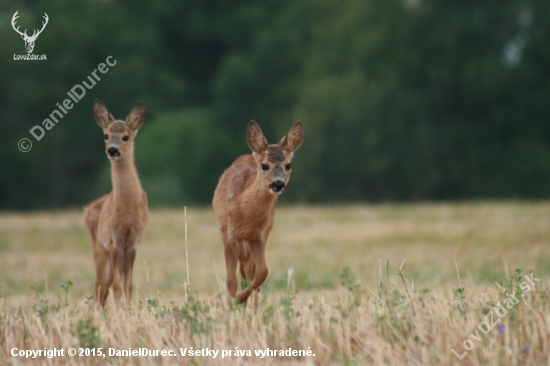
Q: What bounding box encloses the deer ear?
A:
[126,102,145,131]
[278,121,303,153]
[246,120,268,154]
[94,99,114,128]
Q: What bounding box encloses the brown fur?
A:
[83,99,149,308]
[213,120,303,309]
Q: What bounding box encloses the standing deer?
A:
[11,11,49,54]
[84,99,148,308]
[213,120,303,309]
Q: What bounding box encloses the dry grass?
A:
[1,202,550,365]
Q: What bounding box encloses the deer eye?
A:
[104,134,108,140]
[285,163,291,171]
[261,164,269,171]
[122,135,129,142]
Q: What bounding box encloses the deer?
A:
[84,99,149,308]
[11,11,49,54]
[213,120,303,310]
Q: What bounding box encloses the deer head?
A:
[11,11,49,54]
[94,99,146,162]
[247,120,304,194]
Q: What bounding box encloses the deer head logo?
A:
[11,11,49,54]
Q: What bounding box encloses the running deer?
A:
[84,99,149,308]
[213,121,303,309]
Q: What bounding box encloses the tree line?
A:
[1,0,549,209]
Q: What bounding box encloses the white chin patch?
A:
[269,188,283,195]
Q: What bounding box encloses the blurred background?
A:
[1,0,550,210]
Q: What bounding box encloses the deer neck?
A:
[110,153,142,209]
[240,174,278,222]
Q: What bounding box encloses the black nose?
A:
[107,147,119,157]
[271,180,285,192]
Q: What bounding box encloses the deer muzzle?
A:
[270,180,285,193]
[107,147,120,159]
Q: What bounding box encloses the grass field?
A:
[1,202,550,365]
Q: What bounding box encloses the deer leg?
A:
[236,237,267,304]
[238,261,249,308]
[239,264,247,290]
[123,246,136,306]
[93,246,112,308]
[111,245,125,306]
[99,261,113,308]
[242,255,258,308]
[223,238,238,301]
[253,289,259,314]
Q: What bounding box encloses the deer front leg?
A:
[111,245,125,306]
[223,239,239,300]
[236,237,267,304]
[253,289,260,314]
[239,260,250,308]
[123,246,136,306]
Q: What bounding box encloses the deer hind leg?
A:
[236,237,267,304]
[85,199,111,307]
[93,246,113,308]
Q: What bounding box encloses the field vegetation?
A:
[1,202,550,365]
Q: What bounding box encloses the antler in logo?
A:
[11,11,49,54]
